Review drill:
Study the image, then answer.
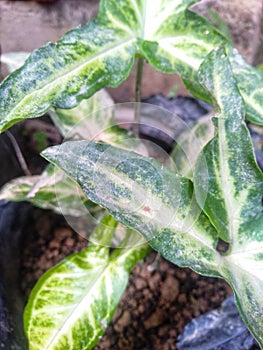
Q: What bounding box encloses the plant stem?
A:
[134,57,144,138]
[6,130,31,176]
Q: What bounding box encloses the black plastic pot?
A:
[177,295,259,350]
[0,200,29,349]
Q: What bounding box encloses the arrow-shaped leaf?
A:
[142,9,224,100]
[0,0,224,132]
[0,22,137,132]
[42,140,222,278]
[194,47,263,347]
[24,214,149,350]
[195,47,263,242]
[0,88,148,214]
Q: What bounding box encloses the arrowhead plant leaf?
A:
[194,47,263,347]
[0,0,225,132]
[24,214,150,350]
[42,140,222,278]
[1,1,261,131]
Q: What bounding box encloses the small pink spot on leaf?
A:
[143,206,151,212]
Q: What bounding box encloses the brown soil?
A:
[20,208,232,350]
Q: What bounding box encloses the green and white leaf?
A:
[227,45,263,126]
[171,114,215,178]
[0,88,147,213]
[0,52,30,73]
[42,140,222,278]
[49,89,114,139]
[50,89,147,154]
[24,214,150,350]
[141,9,224,100]
[0,0,225,132]
[0,165,90,216]
[194,47,263,347]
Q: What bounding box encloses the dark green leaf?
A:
[42,140,222,278]
[194,47,263,347]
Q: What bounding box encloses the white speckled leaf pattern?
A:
[24,215,149,350]
[42,140,222,278]
[0,0,224,132]
[194,47,263,348]
[0,2,261,131]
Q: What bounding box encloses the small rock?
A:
[148,273,161,291]
[49,239,60,249]
[144,310,164,329]
[135,277,147,290]
[114,310,131,332]
[54,227,72,240]
[161,275,179,302]
[64,237,75,248]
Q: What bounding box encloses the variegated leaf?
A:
[226,45,263,126]
[24,215,150,350]
[0,0,224,132]
[141,9,224,100]
[0,24,137,132]
[171,114,214,178]
[42,140,222,278]
[50,90,147,154]
[194,47,263,347]
[0,89,147,214]
[49,89,114,139]
[0,165,90,216]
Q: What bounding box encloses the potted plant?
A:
[0,0,262,349]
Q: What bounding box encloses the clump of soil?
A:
[20,208,232,350]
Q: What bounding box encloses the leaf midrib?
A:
[31,241,139,348]
[45,263,109,348]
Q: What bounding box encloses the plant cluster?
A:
[0,1,263,349]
